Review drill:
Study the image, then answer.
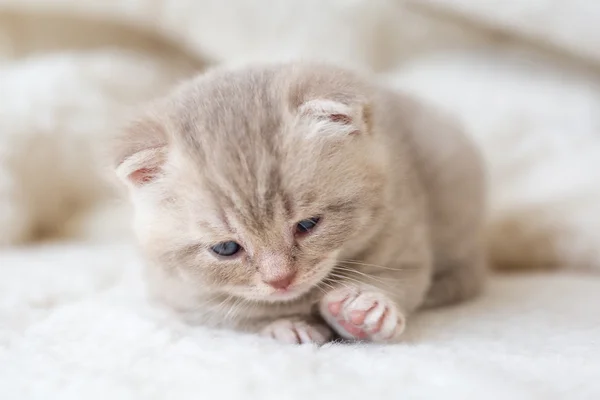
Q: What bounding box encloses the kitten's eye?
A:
[210,241,242,257]
[296,217,321,234]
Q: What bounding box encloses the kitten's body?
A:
[113,63,486,343]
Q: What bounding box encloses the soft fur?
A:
[1,0,600,397]
[111,63,486,344]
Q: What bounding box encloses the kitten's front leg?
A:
[259,316,333,345]
[319,246,432,343]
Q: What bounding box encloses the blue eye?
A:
[211,241,241,257]
[296,217,321,234]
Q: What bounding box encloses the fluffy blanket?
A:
[0,1,599,398]
[2,242,599,399]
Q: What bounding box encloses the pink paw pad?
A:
[328,301,343,316]
[320,288,405,342]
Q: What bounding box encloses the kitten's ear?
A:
[297,99,371,138]
[113,115,169,188]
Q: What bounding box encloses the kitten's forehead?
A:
[175,67,283,135]
[165,71,290,236]
[168,62,369,140]
[164,63,374,236]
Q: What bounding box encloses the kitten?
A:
[111,62,487,344]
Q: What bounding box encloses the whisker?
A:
[314,284,329,296]
[331,274,394,297]
[341,258,423,272]
[210,295,234,312]
[329,271,397,293]
[224,297,244,321]
[334,265,413,282]
[334,266,395,282]
[329,272,375,287]
[338,259,399,271]
[332,267,399,284]
[228,299,248,321]
[319,280,336,292]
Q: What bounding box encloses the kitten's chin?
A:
[232,280,320,303]
[265,287,312,302]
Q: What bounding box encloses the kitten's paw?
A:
[320,287,405,342]
[260,318,332,345]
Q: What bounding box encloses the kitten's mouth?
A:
[228,257,338,303]
[267,288,305,301]
[226,279,316,303]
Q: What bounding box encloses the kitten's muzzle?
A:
[262,271,296,291]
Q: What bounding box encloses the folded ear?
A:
[113,115,169,188]
[297,99,371,139]
[115,146,167,186]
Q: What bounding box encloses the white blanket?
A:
[1,243,599,399]
[0,1,599,398]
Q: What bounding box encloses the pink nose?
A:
[264,272,296,290]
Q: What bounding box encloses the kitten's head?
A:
[113,63,388,302]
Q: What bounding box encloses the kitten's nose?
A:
[264,272,296,290]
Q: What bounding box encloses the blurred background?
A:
[1,0,598,271]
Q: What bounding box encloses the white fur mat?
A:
[1,243,599,399]
[1,1,599,398]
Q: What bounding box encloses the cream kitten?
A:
[111,62,486,344]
